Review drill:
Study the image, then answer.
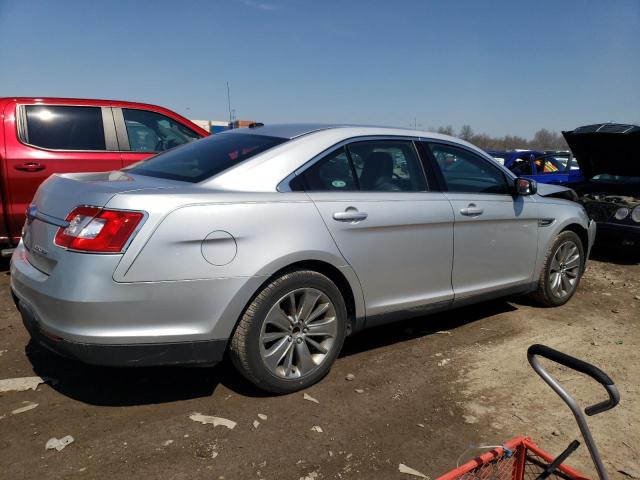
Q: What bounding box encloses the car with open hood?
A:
[11,124,595,393]
[563,123,640,257]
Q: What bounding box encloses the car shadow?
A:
[25,299,519,405]
[340,299,518,358]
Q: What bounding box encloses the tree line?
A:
[432,125,569,151]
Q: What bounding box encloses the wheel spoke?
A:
[261,331,288,344]
[283,341,295,375]
[565,255,580,269]
[550,272,561,293]
[306,317,336,337]
[294,340,316,374]
[305,336,328,354]
[550,256,561,272]
[265,307,293,331]
[306,302,330,324]
[263,337,291,371]
[297,290,321,322]
[561,273,571,293]
[565,269,578,278]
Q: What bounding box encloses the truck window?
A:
[122,109,200,152]
[24,105,106,150]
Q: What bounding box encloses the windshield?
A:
[125,133,288,183]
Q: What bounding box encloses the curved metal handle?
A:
[528,344,619,415]
[15,162,45,172]
[333,210,368,223]
[460,203,483,216]
[527,344,619,480]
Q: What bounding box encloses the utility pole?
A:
[226,82,233,125]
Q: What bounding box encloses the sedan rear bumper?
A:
[15,291,227,366]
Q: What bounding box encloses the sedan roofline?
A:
[220,122,451,140]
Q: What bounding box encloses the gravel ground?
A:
[0,255,638,479]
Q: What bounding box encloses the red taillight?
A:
[55,206,144,253]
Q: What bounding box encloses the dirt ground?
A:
[0,254,638,480]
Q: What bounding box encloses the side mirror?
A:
[515,177,537,195]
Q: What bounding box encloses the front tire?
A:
[530,230,585,307]
[229,270,347,394]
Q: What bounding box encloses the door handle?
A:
[15,162,45,172]
[333,209,368,223]
[460,204,484,216]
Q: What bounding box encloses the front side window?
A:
[24,105,105,150]
[294,140,427,192]
[123,109,200,152]
[428,143,509,194]
[126,133,287,183]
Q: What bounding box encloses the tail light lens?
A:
[55,206,144,253]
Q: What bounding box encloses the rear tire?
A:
[530,230,585,307]
[229,270,347,394]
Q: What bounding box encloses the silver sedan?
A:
[11,124,596,393]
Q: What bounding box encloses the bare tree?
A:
[436,125,455,136]
[459,124,474,142]
[430,125,569,151]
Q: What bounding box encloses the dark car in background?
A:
[0,97,209,249]
[563,123,640,258]
[487,150,584,185]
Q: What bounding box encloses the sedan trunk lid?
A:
[23,171,182,274]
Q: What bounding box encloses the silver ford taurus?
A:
[11,124,596,393]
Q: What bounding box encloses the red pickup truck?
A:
[0,97,209,250]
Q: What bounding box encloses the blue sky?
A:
[1,0,638,137]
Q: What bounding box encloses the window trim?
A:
[17,104,116,153]
[114,107,201,153]
[423,140,515,196]
[278,135,431,193]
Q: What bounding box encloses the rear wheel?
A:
[229,270,347,394]
[530,230,585,307]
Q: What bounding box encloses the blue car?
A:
[487,150,584,185]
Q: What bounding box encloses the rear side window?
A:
[294,140,427,192]
[126,133,287,183]
[122,108,200,153]
[428,143,509,194]
[24,105,105,150]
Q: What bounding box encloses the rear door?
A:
[296,138,454,323]
[2,103,120,240]
[425,142,539,299]
[113,107,202,167]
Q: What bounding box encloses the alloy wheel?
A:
[549,240,581,298]
[259,288,338,379]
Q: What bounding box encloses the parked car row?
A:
[2,95,637,392]
[0,97,209,249]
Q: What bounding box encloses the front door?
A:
[297,139,455,319]
[425,142,539,299]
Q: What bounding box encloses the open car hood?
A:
[562,123,640,179]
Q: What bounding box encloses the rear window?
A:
[24,105,106,150]
[125,133,287,183]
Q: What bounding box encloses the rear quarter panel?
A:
[106,191,365,337]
